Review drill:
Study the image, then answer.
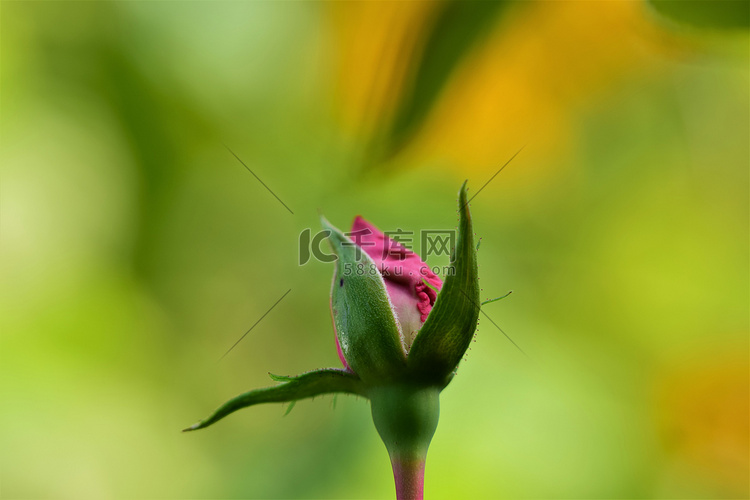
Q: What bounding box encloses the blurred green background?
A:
[1,1,748,499]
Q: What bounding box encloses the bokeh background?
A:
[1,1,748,499]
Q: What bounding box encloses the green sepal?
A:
[481,291,512,306]
[183,368,365,432]
[321,217,407,384]
[283,400,297,416]
[268,372,295,382]
[407,182,480,385]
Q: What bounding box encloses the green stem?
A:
[390,456,426,500]
[369,385,440,500]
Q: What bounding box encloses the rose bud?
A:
[185,182,481,500]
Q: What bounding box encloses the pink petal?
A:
[350,216,442,347]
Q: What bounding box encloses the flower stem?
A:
[390,456,425,500]
[369,385,439,500]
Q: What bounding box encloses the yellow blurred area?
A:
[327,1,436,139]
[409,1,675,178]
[329,0,684,185]
[654,349,749,497]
